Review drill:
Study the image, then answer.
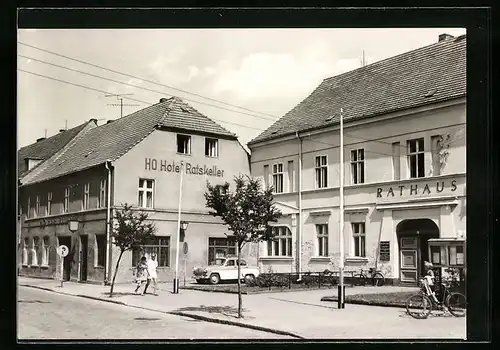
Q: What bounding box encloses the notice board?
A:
[380,241,390,261]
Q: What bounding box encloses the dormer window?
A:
[25,158,43,171]
[177,134,191,155]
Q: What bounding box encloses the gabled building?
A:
[18,97,250,284]
[248,34,466,285]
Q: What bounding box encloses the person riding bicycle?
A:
[423,261,438,301]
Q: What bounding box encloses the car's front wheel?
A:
[209,273,220,285]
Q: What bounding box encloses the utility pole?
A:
[105,93,140,118]
[338,108,345,309]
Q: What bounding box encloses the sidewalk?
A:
[18,277,466,339]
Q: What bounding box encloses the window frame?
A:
[83,183,90,210]
[95,234,106,267]
[267,226,292,257]
[132,237,170,267]
[41,236,50,266]
[63,187,70,213]
[22,237,29,265]
[35,195,40,218]
[407,138,425,179]
[98,179,106,208]
[315,155,328,189]
[138,178,155,209]
[272,163,284,194]
[316,224,329,257]
[208,237,237,265]
[176,134,192,155]
[32,236,40,266]
[352,222,366,257]
[205,137,219,158]
[350,149,365,184]
[46,192,53,216]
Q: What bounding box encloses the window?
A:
[267,226,292,257]
[350,149,365,184]
[138,179,154,208]
[352,223,366,257]
[263,165,270,189]
[449,245,465,266]
[98,180,106,208]
[272,163,284,193]
[27,196,31,219]
[208,237,236,265]
[177,134,191,155]
[430,246,441,265]
[287,160,294,192]
[315,155,328,188]
[392,142,401,180]
[95,234,106,267]
[205,138,219,157]
[407,138,425,178]
[47,192,53,216]
[32,237,40,266]
[63,187,70,213]
[83,183,90,210]
[42,236,50,266]
[316,224,329,256]
[431,135,441,176]
[132,237,170,267]
[35,195,40,217]
[22,238,28,265]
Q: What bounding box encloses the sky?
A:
[17,28,466,149]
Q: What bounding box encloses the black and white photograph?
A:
[16,14,474,341]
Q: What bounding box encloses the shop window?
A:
[41,236,50,266]
[32,237,40,266]
[138,179,154,208]
[47,192,53,216]
[63,187,70,213]
[272,163,284,193]
[22,237,29,265]
[98,180,106,208]
[205,138,219,157]
[352,222,366,257]
[35,195,40,218]
[449,245,465,266]
[315,155,328,188]
[407,138,425,178]
[350,149,365,184]
[177,134,191,155]
[95,234,106,267]
[316,224,329,256]
[208,237,236,265]
[132,237,170,267]
[267,226,292,257]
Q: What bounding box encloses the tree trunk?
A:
[237,243,242,318]
[109,249,124,297]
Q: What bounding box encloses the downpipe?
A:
[104,160,113,285]
[296,131,303,282]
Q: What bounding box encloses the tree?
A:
[205,175,282,318]
[109,203,156,297]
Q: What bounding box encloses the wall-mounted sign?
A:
[379,241,390,262]
[376,179,457,198]
[40,215,78,228]
[144,158,224,177]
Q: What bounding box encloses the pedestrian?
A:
[133,256,149,296]
[144,253,159,296]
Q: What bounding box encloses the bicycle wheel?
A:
[371,272,385,287]
[406,294,432,319]
[352,274,366,286]
[446,292,467,317]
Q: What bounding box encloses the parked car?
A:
[192,256,260,285]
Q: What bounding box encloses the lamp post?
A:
[338,108,346,309]
[173,161,186,294]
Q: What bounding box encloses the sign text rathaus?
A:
[144,158,225,177]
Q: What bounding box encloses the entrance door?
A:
[80,235,88,282]
[399,237,419,284]
[58,236,72,281]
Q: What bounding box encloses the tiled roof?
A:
[249,35,466,145]
[21,97,237,185]
[17,121,91,178]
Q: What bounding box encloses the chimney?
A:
[106,120,114,124]
[439,33,454,42]
[159,98,168,103]
[36,137,46,142]
[59,129,66,133]
[89,118,97,124]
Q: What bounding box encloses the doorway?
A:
[58,236,72,281]
[80,235,88,282]
[396,219,439,285]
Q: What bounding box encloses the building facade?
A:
[248,34,466,285]
[18,97,250,284]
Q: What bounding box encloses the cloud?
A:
[146,49,203,87]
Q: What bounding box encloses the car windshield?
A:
[215,258,226,266]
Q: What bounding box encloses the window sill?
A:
[259,256,293,261]
[22,264,29,267]
[309,256,331,262]
[345,256,369,263]
[40,265,50,269]
[29,264,39,268]
[176,152,192,157]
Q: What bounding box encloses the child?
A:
[423,261,437,301]
[134,256,149,296]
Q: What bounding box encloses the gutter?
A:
[104,160,113,285]
[296,132,303,281]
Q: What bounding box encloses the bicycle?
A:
[406,277,466,319]
[352,267,385,286]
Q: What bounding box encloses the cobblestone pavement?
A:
[17,286,292,340]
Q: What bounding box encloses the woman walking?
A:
[134,256,149,296]
[145,253,159,296]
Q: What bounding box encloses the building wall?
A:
[250,101,466,280]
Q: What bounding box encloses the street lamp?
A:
[181,221,189,231]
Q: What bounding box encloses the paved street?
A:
[17,286,291,340]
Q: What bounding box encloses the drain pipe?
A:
[104,160,113,285]
[296,131,303,281]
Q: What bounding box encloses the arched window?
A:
[22,238,28,265]
[32,237,40,266]
[42,236,50,266]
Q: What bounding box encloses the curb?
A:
[20,283,303,339]
[320,296,406,308]
[181,286,340,295]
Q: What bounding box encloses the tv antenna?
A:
[360,50,367,67]
[105,93,140,118]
